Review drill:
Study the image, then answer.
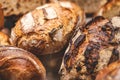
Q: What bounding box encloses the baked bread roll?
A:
[59,16,119,80]
[96,0,120,19]
[56,0,107,13]
[0,32,10,45]
[0,46,46,80]
[0,0,45,16]
[10,1,85,55]
[96,60,120,80]
[0,4,4,29]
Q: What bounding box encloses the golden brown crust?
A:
[0,4,4,29]
[0,32,10,45]
[10,1,85,55]
[59,16,119,80]
[0,46,46,80]
[96,60,120,80]
[96,0,120,19]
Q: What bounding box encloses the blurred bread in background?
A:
[53,0,107,14]
[0,0,45,16]
[96,0,120,19]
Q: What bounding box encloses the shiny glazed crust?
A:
[0,46,46,80]
[59,16,120,80]
[10,1,85,55]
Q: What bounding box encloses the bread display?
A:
[57,0,107,13]
[96,0,120,19]
[2,0,120,80]
[96,60,120,80]
[10,1,85,55]
[0,4,4,29]
[59,16,120,80]
[0,46,46,80]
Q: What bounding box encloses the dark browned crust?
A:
[60,16,120,80]
[84,43,100,79]
[108,48,119,64]
[84,16,105,29]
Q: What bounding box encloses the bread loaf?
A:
[10,1,85,55]
[59,16,120,80]
[0,46,46,80]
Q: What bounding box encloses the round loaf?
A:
[10,1,85,55]
[59,16,120,80]
[0,46,46,80]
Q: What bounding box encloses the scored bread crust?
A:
[59,16,120,80]
[10,1,85,55]
[96,60,120,80]
[0,0,45,16]
[96,0,120,19]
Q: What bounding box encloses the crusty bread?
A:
[0,0,45,16]
[96,60,120,80]
[0,4,4,29]
[10,1,85,55]
[0,46,46,80]
[59,16,120,80]
[56,0,107,13]
[96,0,120,19]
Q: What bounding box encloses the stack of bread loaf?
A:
[0,0,120,80]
